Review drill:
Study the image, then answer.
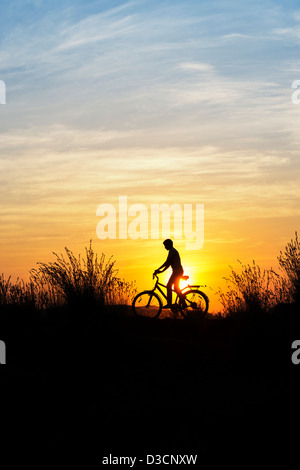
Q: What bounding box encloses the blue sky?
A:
[1,0,299,138]
[0,0,299,306]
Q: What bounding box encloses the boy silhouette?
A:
[154,239,185,308]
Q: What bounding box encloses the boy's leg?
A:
[166,273,175,305]
[173,274,187,306]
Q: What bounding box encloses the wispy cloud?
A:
[222,33,251,39]
[56,13,136,51]
[178,62,215,72]
[272,26,300,41]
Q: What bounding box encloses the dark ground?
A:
[1,304,300,466]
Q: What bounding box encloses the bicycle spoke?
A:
[132,291,162,318]
[181,290,208,318]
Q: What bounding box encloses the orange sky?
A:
[1,189,298,312]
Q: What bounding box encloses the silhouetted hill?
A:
[1,303,300,465]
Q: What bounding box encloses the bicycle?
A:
[132,273,209,319]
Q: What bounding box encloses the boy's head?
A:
[163,239,173,250]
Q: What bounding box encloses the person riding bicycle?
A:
[154,239,186,309]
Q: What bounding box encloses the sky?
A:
[0,0,300,312]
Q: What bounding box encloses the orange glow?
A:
[1,208,298,313]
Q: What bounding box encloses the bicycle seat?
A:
[180,275,189,281]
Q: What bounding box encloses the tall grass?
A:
[218,260,290,318]
[0,242,136,314]
[218,231,300,318]
[0,275,53,311]
[30,241,136,309]
[0,274,40,307]
[278,231,300,305]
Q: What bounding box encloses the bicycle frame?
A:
[152,274,205,304]
[152,277,169,302]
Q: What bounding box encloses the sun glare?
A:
[180,266,195,289]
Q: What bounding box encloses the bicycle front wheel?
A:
[132,291,162,318]
[181,289,209,319]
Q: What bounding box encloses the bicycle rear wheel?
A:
[132,291,162,318]
[181,289,209,319]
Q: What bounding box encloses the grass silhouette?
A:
[278,231,300,304]
[30,240,136,311]
[218,260,290,318]
[218,231,299,319]
[0,241,136,314]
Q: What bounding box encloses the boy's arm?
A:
[154,256,171,274]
